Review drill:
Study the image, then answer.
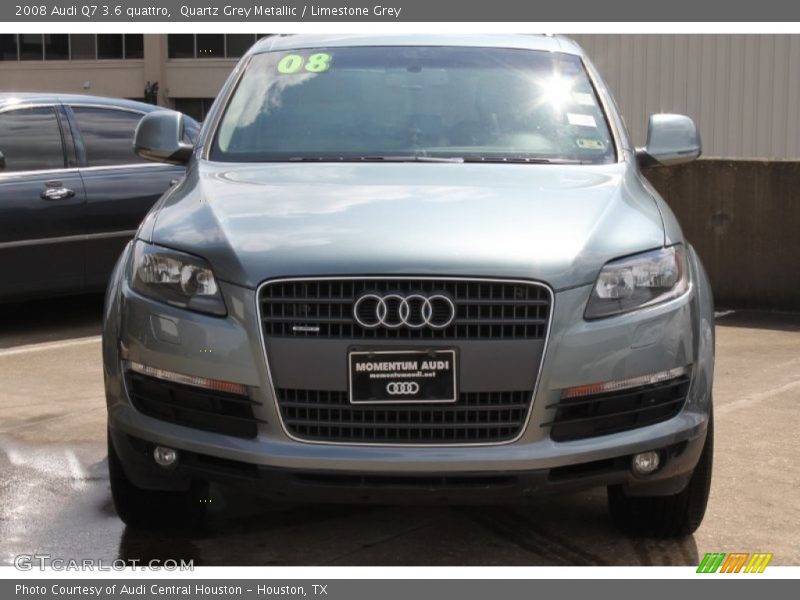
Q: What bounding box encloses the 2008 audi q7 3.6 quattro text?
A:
[103,34,715,537]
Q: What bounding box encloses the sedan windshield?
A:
[211,46,616,164]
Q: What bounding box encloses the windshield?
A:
[210,46,616,164]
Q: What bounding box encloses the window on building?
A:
[168,34,263,59]
[70,34,96,60]
[225,34,256,58]
[124,34,144,59]
[0,34,146,61]
[18,34,43,60]
[97,34,123,59]
[44,34,69,60]
[0,107,65,172]
[0,34,18,61]
[196,34,224,58]
[173,98,214,122]
[168,34,194,59]
[72,107,148,167]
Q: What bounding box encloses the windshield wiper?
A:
[286,155,588,164]
[461,156,588,165]
[288,155,465,163]
[367,155,465,163]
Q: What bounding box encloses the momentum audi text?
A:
[104,34,715,537]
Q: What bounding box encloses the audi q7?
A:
[103,34,715,538]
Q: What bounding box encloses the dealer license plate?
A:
[348,349,457,404]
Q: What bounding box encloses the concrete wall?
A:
[0,60,146,98]
[644,160,800,311]
[573,34,800,160]
[163,59,236,100]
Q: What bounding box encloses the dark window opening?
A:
[70,34,96,60]
[44,34,69,60]
[225,34,256,58]
[18,34,43,60]
[167,34,194,59]
[97,34,123,59]
[196,34,224,58]
[0,34,18,61]
[173,98,214,122]
[124,34,144,59]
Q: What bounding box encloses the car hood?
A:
[148,161,667,291]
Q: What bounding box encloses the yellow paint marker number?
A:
[277,53,332,74]
[305,53,332,72]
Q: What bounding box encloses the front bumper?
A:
[103,246,715,499]
[108,424,707,502]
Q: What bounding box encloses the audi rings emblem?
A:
[354,293,456,330]
[386,381,420,395]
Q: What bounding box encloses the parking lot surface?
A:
[1,296,798,566]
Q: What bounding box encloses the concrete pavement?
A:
[0,296,798,565]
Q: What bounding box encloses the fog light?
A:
[632,451,660,475]
[153,446,178,467]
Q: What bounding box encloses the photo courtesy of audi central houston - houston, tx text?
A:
[0,28,798,575]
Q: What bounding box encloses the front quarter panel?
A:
[640,173,685,246]
[685,243,715,412]
[102,239,132,405]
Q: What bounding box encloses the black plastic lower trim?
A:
[125,371,262,439]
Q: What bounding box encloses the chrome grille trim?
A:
[255,276,554,447]
[259,279,550,340]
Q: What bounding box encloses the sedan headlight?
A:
[130,241,226,316]
[585,245,689,319]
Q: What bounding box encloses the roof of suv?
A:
[251,34,584,57]
[0,93,164,113]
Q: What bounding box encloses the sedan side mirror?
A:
[636,114,701,168]
[0,150,6,170]
[134,110,194,165]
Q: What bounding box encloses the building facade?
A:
[1,34,799,158]
[0,34,262,120]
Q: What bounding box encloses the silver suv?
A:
[103,34,715,538]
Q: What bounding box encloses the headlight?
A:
[130,241,226,316]
[585,245,689,319]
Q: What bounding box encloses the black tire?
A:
[607,409,713,538]
[108,431,208,529]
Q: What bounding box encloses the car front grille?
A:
[544,375,691,442]
[126,371,263,439]
[259,278,550,340]
[276,388,533,444]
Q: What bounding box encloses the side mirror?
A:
[134,110,194,165]
[0,150,6,170]
[636,114,701,168]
